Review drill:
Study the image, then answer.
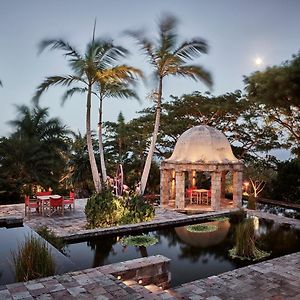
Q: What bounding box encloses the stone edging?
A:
[63,209,237,241]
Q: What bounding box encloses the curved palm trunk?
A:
[86,85,102,192]
[98,96,107,183]
[139,78,163,195]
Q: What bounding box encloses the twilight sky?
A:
[0,0,299,147]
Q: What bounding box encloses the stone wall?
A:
[98,255,171,289]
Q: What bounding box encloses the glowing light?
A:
[117,275,121,280]
[138,279,143,284]
[254,57,263,66]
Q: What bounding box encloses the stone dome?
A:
[166,125,238,163]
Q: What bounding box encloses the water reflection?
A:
[175,221,230,247]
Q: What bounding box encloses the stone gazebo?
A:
[160,125,243,211]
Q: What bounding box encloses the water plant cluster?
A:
[120,234,158,247]
[11,235,55,282]
[186,224,218,233]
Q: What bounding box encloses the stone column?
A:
[233,171,243,208]
[211,171,221,211]
[221,171,227,199]
[175,171,185,209]
[188,170,196,188]
[160,169,170,207]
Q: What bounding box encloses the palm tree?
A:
[126,14,213,194]
[63,64,142,184]
[0,105,70,194]
[33,36,131,192]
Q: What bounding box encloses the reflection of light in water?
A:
[175,221,230,248]
[251,216,259,231]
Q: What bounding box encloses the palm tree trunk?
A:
[98,96,107,183]
[139,77,163,195]
[86,85,102,192]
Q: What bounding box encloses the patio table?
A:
[37,194,61,216]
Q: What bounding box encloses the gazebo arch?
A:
[160,125,243,211]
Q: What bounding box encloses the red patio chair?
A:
[49,196,64,216]
[64,191,75,211]
[24,195,39,218]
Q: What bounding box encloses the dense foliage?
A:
[85,189,155,228]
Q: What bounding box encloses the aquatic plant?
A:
[186,224,217,233]
[229,218,270,261]
[121,234,158,247]
[11,234,55,282]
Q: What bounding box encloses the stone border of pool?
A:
[0,216,23,227]
[62,208,237,241]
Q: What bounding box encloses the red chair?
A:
[24,196,40,218]
[49,196,64,216]
[64,191,75,211]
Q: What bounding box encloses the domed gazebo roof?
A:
[166,125,238,164]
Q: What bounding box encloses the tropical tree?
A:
[244,52,300,156]
[33,34,132,192]
[0,105,70,195]
[0,79,2,86]
[126,14,212,194]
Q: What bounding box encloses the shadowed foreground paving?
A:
[0,252,299,299]
[174,252,300,300]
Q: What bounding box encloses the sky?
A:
[0,0,299,159]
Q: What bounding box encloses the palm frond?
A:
[0,79,2,87]
[124,29,158,67]
[33,75,84,104]
[62,87,88,105]
[158,14,178,53]
[174,39,208,60]
[170,65,213,88]
[38,39,81,59]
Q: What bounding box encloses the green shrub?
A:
[85,189,125,229]
[120,194,155,225]
[36,226,66,254]
[12,234,55,282]
[121,234,158,247]
[229,219,270,261]
[186,224,217,233]
[85,190,155,229]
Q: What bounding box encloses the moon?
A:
[254,57,263,66]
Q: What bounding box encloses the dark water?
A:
[0,225,75,286]
[65,219,300,287]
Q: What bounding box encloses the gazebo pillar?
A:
[175,171,185,209]
[211,171,221,210]
[233,170,243,207]
[160,169,170,207]
[188,170,196,188]
[221,171,227,199]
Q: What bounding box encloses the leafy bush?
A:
[36,226,66,254]
[85,190,155,229]
[121,234,158,247]
[85,189,125,229]
[186,224,217,233]
[11,234,55,282]
[120,194,155,224]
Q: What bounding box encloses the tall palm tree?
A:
[126,14,213,194]
[33,36,131,192]
[63,64,142,184]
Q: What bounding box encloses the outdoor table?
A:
[37,194,61,216]
[191,189,209,205]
